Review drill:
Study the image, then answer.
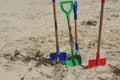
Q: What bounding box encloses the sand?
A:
[0,0,120,80]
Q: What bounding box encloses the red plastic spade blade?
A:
[88,58,106,68]
[98,58,106,66]
[88,59,97,68]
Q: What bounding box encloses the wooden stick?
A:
[97,1,105,53]
[53,2,59,48]
[67,20,74,50]
[75,20,78,43]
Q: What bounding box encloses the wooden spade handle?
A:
[75,20,78,43]
[97,0,105,53]
[74,1,78,43]
[67,20,74,50]
[53,1,59,47]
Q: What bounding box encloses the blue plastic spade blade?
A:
[59,52,67,62]
[50,53,58,60]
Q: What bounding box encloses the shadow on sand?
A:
[10,50,66,67]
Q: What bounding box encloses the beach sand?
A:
[0,0,120,80]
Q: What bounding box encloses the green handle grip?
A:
[60,1,73,20]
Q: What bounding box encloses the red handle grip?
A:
[102,0,106,3]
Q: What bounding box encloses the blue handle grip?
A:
[52,0,56,3]
[75,43,80,54]
[56,46,60,53]
[73,1,78,20]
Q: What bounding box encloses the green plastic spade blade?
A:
[60,1,73,20]
[66,49,82,67]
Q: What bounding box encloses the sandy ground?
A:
[0,0,120,80]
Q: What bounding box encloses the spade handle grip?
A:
[60,1,73,20]
[73,1,78,20]
[102,0,106,3]
[52,0,56,3]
